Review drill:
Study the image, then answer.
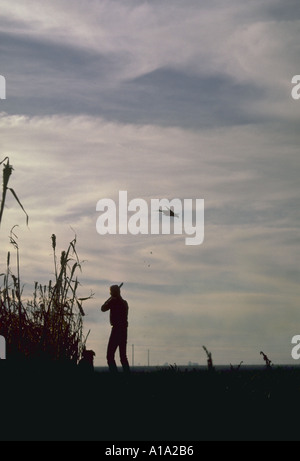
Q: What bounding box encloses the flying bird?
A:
[158,207,179,218]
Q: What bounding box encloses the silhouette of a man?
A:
[101,285,130,374]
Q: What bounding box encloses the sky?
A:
[0,0,299,367]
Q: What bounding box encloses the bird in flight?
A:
[158,207,179,218]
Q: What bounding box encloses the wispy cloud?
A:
[1,0,299,125]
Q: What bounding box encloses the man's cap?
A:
[110,285,121,296]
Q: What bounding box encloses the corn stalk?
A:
[0,157,28,228]
[0,233,93,362]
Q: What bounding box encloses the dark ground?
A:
[1,361,300,441]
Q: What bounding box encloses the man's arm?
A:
[101,298,111,312]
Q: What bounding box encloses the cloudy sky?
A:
[0,0,299,366]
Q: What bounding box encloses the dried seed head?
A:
[51,234,56,251]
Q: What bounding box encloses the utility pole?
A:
[148,349,150,367]
[132,344,134,367]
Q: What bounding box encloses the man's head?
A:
[110,284,121,298]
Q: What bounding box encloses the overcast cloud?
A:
[0,0,299,366]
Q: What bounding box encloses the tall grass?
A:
[0,157,92,362]
[203,345,214,371]
[0,231,93,362]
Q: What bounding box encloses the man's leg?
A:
[107,328,118,373]
[119,328,130,373]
